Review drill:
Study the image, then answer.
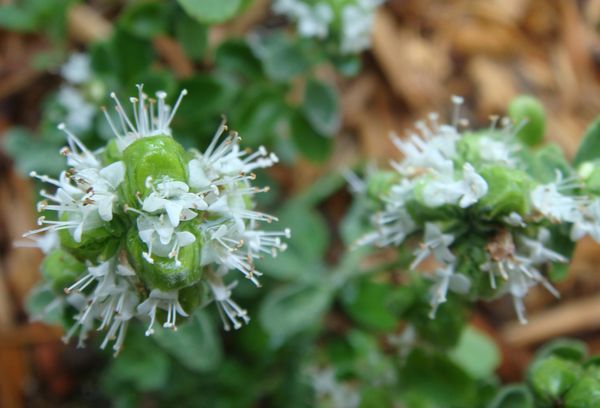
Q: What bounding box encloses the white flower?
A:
[102,85,188,151]
[16,230,59,254]
[142,179,207,227]
[135,214,196,265]
[503,212,526,227]
[311,367,361,408]
[274,0,333,39]
[57,86,95,132]
[519,230,567,264]
[531,172,584,223]
[428,264,471,318]
[411,223,456,270]
[137,289,188,335]
[206,273,249,331]
[340,1,382,54]
[60,53,91,84]
[478,136,516,165]
[459,163,488,207]
[26,148,124,242]
[357,208,416,247]
[201,224,263,286]
[62,258,140,352]
[422,163,487,208]
[570,199,600,242]
[390,131,455,176]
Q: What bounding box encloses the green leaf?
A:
[400,348,477,406]
[119,1,168,39]
[174,11,207,61]
[258,202,328,281]
[487,385,534,408]
[177,0,244,24]
[449,326,501,379]
[340,195,372,245]
[574,117,600,167]
[341,280,398,331]
[408,284,467,349]
[527,143,572,184]
[4,127,64,176]
[152,309,222,372]
[215,39,263,79]
[290,110,333,163]
[534,338,588,363]
[332,54,362,77]
[174,74,237,137]
[25,284,63,325]
[301,79,340,136]
[564,372,600,408]
[249,32,312,81]
[111,28,155,85]
[230,85,287,147]
[259,282,332,342]
[0,6,37,32]
[105,326,170,391]
[528,355,582,402]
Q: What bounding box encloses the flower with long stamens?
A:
[354,96,600,323]
[22,85,289,354]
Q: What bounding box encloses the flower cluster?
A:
[355,97,600,323]
[25,85,289,354]
[273,0,384,54]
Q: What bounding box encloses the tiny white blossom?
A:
[142,179,207,227]
[206,273,249,331]
[60,53,91,84]
[428,264,471,318]
[411,223,456,270]
[137,289,188,335]
[422,163,487,208]
[311,368,360,408]
[57,86,95,132]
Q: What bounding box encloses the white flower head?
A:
[273,0,385,54]
[23,85,288,352]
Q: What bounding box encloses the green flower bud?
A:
[58,214,123,262]
[122,136,188,204]
[477,166,531,218]
[528,355,582,403]
[125,226,203,291]
[42,249,86,294]
[508,95,546,146]
[367,171,399,202]
[578,160,600,195]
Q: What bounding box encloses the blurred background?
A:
[2,0,600,406]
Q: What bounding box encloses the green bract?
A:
[126,226,203,291]
[122,135,188,203]
[477,166,531,218]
